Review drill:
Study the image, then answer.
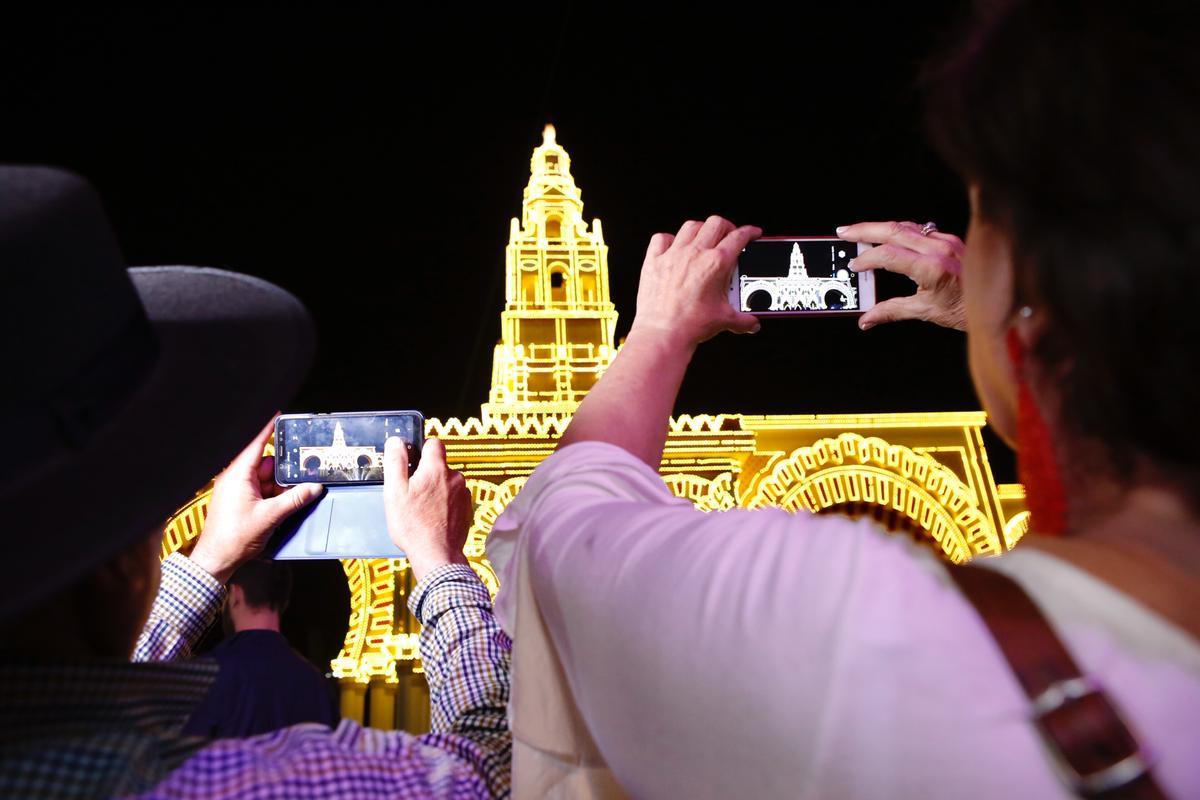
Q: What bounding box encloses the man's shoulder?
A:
[209,631,321,675]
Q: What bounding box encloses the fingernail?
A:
[752,323,761,334]
[385,436,401,452]
[836,226,848,235]
[848,258,857,271]
[859,320,873,331]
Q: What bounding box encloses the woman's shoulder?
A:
[982,547,1200,674]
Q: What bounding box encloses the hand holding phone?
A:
[836,221,966,331]
[628,217,761,351]
[728,237,875,317]
[194,417,324,580]
[382,437,471,583]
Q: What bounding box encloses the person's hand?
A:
[628,216,763,353]
[383,437,471,584]
[838,221,967,331]
[189,418,323,583]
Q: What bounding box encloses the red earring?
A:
[1006,327,1068,536]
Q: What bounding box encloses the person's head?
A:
[224,560,293,633]
[923,0,1200,511]
[0,166,314,658]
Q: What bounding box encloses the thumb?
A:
[417,438,447,476]
[728,310,762,335]
[858,296,925,331]
[258,482,324,528]
[384,436,411,494]
[230,416,278,474]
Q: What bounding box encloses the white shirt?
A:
[487,441,1200,799]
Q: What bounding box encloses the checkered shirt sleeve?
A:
[133,553,226,663]
[408,563,513,798]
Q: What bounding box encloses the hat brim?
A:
[1,266,314,620]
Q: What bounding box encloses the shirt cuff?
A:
[160,552,227,642]
[407,563,490,625]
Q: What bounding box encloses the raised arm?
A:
[557,216,761,467]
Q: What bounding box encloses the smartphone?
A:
[274,410,424,486]
[729,236,875,316]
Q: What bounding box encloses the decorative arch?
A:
[1003,510,1030,551]
[747,433,1001,563]
[161,486,211,560]
[332,557,414,684]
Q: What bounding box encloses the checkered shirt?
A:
[0,553,512,799]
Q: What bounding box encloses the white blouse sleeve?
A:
[486,440,955,799]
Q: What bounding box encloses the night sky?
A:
[2,2,1010,666]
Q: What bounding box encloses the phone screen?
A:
[735,238,869,314]
[275,411,423,485]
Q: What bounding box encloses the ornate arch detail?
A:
[161,487,211,559]
[663,472,737,511]
[463,477,528,595]
[747,433,1001,563]
[332,557,416,683]
[1003,510,1031,551]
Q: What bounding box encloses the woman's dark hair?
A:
[924,0,1200,497]
[229,559,293,613]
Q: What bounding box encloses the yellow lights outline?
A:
[746,433,1007,563]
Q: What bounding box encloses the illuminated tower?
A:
[483,125,619,418]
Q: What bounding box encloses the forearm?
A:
[132,552,225,662]
[409,564,511,797]
[411,564,511,738]
[557,326,695,468]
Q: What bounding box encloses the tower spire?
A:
[484,126,619,419]
[788,242,808,278]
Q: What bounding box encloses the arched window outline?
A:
[548,262,569,304]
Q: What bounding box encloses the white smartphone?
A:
[728,236,875,316]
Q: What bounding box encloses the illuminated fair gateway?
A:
[163,125,1029,731]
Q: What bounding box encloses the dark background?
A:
[1,2,1009,671]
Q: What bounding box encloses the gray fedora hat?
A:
[0,165,315,620]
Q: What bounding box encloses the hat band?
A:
[2,311,159,486]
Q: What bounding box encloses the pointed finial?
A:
[543,124,557,145]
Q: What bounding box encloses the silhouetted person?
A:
[184,560,337,738]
